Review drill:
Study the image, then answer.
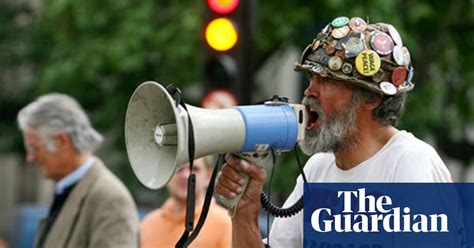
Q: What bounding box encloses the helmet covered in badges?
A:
[295,16,414,96]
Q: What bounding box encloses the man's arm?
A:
[215,155,267,248]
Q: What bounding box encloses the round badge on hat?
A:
[328,56,343,71]
[355,50,381,76]
[370,32,394,55]
[401,46,411,66]
[387,24,403,46]
[331,26,350,39]
[342,63,353,74]
[380,81,397,95]
[393,46,410,66]
[343,37,365,58]
[391,67,407,87]
[393,46,404,65]
[331,16,349,28]
[349,17,367,33]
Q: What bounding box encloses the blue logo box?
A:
[303,183,473,248]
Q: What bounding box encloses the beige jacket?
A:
[34,159,139,248]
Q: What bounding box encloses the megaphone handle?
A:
[220,172,249,217]
[219,153,272,217]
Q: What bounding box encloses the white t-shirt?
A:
[267,130,452,247]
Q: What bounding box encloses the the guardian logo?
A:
[311,188,449,233]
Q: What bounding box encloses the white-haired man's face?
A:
[23,128,70,181]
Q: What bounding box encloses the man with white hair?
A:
[17,93,139,248]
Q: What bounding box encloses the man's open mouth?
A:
[306,106,320,130]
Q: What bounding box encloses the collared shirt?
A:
[55,156,96,194]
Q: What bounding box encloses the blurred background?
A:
[0,0,472,247]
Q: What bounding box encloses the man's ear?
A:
[362,96,382,111]
[55,132,73,150]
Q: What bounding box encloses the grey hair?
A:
[17,93,103,153]
[352,86,407,126]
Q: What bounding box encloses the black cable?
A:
[260,145,307,218]
[266,148,277,247]
[294,145,308,183]
[260,193,303,218]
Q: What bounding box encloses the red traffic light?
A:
[207,0,239,14]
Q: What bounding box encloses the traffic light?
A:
[203,0,255,105]
[205,17,238,52]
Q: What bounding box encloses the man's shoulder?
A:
[388,131,440,157]
[387,131,451,182]
[83,159,135,205]
[385,130,447,170]
[92,160,127,188]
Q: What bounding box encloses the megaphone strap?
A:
[165,84,200,248]
[175,154,224,248]
[165,84,182,108]
[165,84,196,171]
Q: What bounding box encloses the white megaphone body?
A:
[125,81,307,209]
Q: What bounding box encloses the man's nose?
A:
[304,79,320,98]
[26,153,35,164]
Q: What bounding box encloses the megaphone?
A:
[125,81,307,208]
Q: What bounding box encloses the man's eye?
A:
[29,144,42,153]
[26,146,35,153]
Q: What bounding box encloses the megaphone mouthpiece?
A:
[154,123,177,146]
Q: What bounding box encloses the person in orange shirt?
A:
[140,156,231,248]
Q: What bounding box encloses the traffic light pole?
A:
[203,0,257,106]
[238,0,257,105]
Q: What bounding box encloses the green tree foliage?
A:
[0,2,34,152]
[0,0,472,204]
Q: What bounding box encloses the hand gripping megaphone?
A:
[125,81,307,209]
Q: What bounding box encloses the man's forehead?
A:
[23,128,41,142]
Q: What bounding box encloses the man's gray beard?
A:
[300,96,360,155]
